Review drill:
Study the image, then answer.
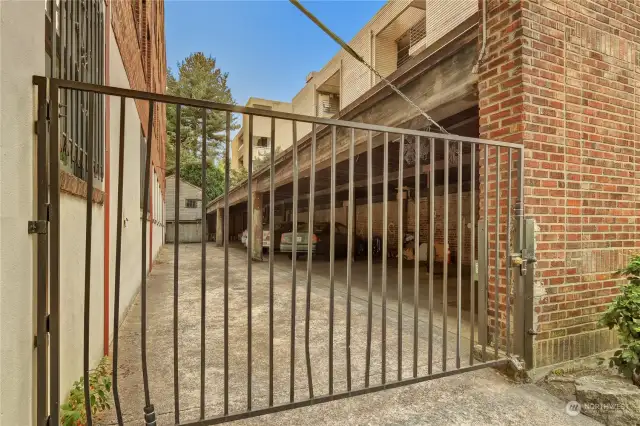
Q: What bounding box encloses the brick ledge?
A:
[60,170,105,205]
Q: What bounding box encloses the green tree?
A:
[166,52,238,174]
[179,160,226,202]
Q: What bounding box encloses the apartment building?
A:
[231,97,294,171]
[0,1,167,423]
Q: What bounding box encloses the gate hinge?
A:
[28,220,47,234]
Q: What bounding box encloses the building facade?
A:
[231,97,294,172]
[0,1,167,424]
[165,175,204,243]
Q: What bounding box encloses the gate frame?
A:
[33,75,534,426]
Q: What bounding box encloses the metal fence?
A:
[35,76,531,426]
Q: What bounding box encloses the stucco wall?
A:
[59,195,106,395]
[0,1,42,424]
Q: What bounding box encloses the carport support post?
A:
[216,208,223,247]
[251,191,264,261]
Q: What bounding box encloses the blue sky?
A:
[165,1,384,106]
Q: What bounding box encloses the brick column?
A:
[251,191,263,261]
[215,207,223,247]
[479,0,637,367]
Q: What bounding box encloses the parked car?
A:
[280,222,351,260]
[242,221,305,252]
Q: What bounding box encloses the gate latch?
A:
[511,248,536,276]
[28,220,47,234]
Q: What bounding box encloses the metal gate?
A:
[34,76,534,425]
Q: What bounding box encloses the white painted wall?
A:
[0,1,42,424]
[0,6,167,422]
[107,19,147,354]
[59,195,106,396]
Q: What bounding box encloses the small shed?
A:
[165,175,204,243]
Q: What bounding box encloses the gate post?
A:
[513,200,535,367]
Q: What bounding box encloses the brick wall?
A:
[111,0,167,196]
[478,0,639,367]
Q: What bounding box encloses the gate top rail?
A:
[44,77,524,150]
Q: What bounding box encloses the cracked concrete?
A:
[97,243,599,425]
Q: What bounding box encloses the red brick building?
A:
[479,0,639,366]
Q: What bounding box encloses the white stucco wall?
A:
[59,195,106,396]
[107,21,165,346]
[0,1,42,424]
[0,4,166,421]
[107,20,147,349]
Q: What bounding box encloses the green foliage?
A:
[60,357,112,426]
[177,160,225,202]
[230,166,248,187]
[599,254,640,386]
[166,52,239,173]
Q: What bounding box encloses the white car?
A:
[241,228,270,250]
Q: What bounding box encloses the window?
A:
[256,137,269,148]
[186,199,199,209]
[47,0,105,181]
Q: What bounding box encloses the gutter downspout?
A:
[103,0,111,356]
[472,0,487,74]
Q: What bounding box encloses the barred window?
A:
[185,199,199,209]
[46,0,106,181]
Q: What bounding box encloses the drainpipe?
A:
[472,0,487,74]
[103,0,111,356]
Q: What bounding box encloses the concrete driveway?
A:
[97,243,599,425]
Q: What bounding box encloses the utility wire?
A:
[289,0,449,134]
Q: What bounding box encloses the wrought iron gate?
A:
[34,76,534,425]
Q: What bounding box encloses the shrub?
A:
[599,254,640,386]
[60,356,112,425]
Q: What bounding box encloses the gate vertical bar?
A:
[482,145,489,361]
[442,141,449,372]
[112,96,127,426]
[35,77,49,426]
[381,132,388,384]
[329,125,336,394]
[506,149,512,356]
[173,105,181,423]
[494,147,500,358]
[83,93,95,425]
[304,123,315,398]
[456,140,462,369]
[397,135,404,382]
[291,121,298,402]
[428,138,435,375]
[269,117,275,406]
[141,100,155,423]
[200,108,207,420]
[49,80,61,425]
[246,114,253,410]
[365,130,373,387]
[413,136,420,378]
[346,128,354,391]
[469,144,476,366]
[224,111,231,415]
